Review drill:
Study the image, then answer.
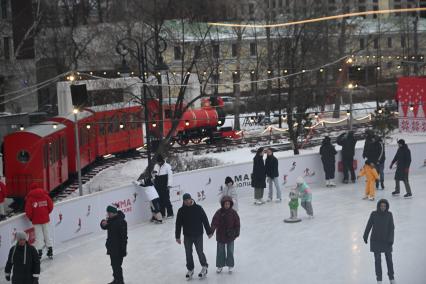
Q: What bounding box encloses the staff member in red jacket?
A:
[25,183,54,259]
[0,181,7,220]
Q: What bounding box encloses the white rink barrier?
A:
[1,141,426,267]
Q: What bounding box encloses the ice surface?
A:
[25,172,426,284]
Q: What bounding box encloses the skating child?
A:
[358,160,379,201]
[134,177,163,224]
[295,177,314,218]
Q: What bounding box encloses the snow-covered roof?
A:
[87,102,141,112]
[23,122,66,138]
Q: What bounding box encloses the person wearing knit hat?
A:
[176,193,213,280]
[295,177,314,218]
[5,231,40,284]
[390,139,413,198]
[100,205,127,284]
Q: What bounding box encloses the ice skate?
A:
[391,190,400,196]
[362,196,369,200]
[380,181,385,189]
[38,250,42,260]
[167,215,174,219]
[368,197,375,201]
[154,219,163,224]
[47,247,53,259]
[228,267,233,274]
[275,199,282,203]
[216,267,223,274]
[404,193,412,199]
[377,281,382,284]
[329,180,336,187]
[390,280,396,284]
[185,270,194,280]
[325,180,330,187]
[266,198,272,202]
[198,266,208,279]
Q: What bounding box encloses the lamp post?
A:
[73,108,83,196]
[347,83,355,131]
[116,38,152,166]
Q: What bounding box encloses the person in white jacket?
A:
[134,176,163,224]
[219,177,238,211]
[152,155,174,218]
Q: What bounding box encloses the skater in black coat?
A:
[319,136,337,187]
[363,199,395,283]
[390,139,412,198]
[365,136,386,189]
[100,205,128,284]
[175,193,213,280]
[336,131,357,183]
[5,231,40,284]
[251,148,266,204]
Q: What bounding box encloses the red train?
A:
[4,97,239,199]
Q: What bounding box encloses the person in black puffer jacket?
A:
[251,147,266,205]
[336,131,357,183]
[265,148,281,202]
[100,205,128,284]
[175,193,213,279]
[363,199,396,284]
[5,231,40,284]
[319,136,337,187]
[390,139,412,198]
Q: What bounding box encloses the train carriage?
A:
[4,123,68,198]
[49,111,97,174]
[87,103,143,156]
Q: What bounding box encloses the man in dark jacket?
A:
[100,205,128,284]
[362,130,375,160]
[336,131,357,183]
[364,135,386,189]
[175,193,212,280]
[363,199,395,284]
[390,139,412,198]
[319,136,337,187]
[252,147,266,204]
[265,148,281,202]
[5,231,40,284]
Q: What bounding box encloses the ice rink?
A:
[20,172,426,284]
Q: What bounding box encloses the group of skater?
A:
[1,130,416,284]
[320,130,413,201]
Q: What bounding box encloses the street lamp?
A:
[73,108,83,196]
[347,83,356,131]
[116,38,152,166]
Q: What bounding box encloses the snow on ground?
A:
[33,172,426,284]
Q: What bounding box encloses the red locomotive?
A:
[147,97,240,145]
[3,97,238,199]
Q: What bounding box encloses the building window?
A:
[3,37,10,60]
[213,44,220,59]
[174,46,182,61]
[387,37,392,48]
[374,38,379,49]
[1,0,7,19]
[250,42,257,56]
[401,35,406,48]
[249,3,254,15]
[232,43,237,57]
[17,150,30,163]
[194,46,201,59]
[360,38,365,50]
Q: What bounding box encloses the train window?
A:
[121,114,128,130]
[99,120,105,136]
[17,150,30,163]
[165,109,172,119]
[56,139,61,160]
[49,143,54,165]
[61,137,67,158]
[129,114,136,129]
[107,117,113,133]
[112,115,119,132]
[43,145,48,168]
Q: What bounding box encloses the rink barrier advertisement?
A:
[0,141,425,267]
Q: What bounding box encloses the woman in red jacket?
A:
[211,196,240,274]
[25,183,54,259]
[0,181,7,220]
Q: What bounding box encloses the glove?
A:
[363,238,368,244]
[33,277,39,284]
[5,275,10,281]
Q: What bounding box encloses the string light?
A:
[20,125,25,131]
[409,105,414,111]
[152,122,157,127]
[319,68,324,72]
[346,110,351,116]
[86,124,91,129]
[185,120,190,126]
[53,124,58,129]
[119,123,124,129]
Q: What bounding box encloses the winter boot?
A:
[404,193,412,198]
[47,247,53,259]
[198,266,208,278]
[216,267,223,274]
[380,181,385,189]
[391,190,400,196]
[325,180,330,187]
[329,180,336,187]
[38,250,43,259]
[185,270,194,280]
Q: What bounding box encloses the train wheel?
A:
[169,140,176,146]
[177,138,189,146]
[191,138,202,144]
